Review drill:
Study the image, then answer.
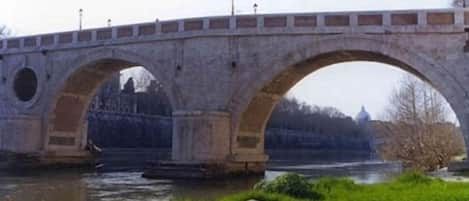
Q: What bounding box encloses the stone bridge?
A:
[1,8,469,176]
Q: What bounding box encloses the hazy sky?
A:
[1,0,455,119]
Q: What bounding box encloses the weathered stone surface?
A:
[237,136,260,148]
[465,12,469,25]
[138,24,156,36]
[358,14,383,26]
[0,116,42,153]
[117,26,133,38]
[1,8,469,178]
[40,35,54,46]
[325,15,350,26]
[237,17,257,28]
[264,16,287,27]
[209,18,230,29]
[162,22,179,33]
[294,16,317,27]
[23,37,36,47]
[48,136,75,146]
[172,111,231,161]
[52,95,85,132]
[427,12,454,25]
[184,20,203,31]
[7,39,19,48]
[58,32,73,44]
[391,13,418,25]
[96,28,112,40]
[78,31,92,42]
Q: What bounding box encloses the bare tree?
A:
[374,76,465,171]
[452,0,466,7]
[0,25,11,39]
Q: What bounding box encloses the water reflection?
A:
[0,160,403,201]
[0,172,88,201]
[269,161,403,183]
[85,172,173,201]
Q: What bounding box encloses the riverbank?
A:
[0,159,402,201]
[0,159,466,201]
[181,171,469,201]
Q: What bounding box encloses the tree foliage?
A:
[268,97,369,139]
[0,25,10,39]
[254,173,323,200]
[374,76,465,171]
[266,97,372,151]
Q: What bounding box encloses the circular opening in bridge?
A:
[13,68,38,102]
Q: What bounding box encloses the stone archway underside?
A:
[46,59,139,153]
[234,50,446,159]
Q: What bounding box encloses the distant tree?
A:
[374,76,465,171]
[452,0,466,7]
[0,25,11,39]
[266,97,371,151]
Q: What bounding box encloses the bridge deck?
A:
[1,8,468,54]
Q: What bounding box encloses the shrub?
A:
[313,177,360,194]
[219,191,302,201]
[253,173,323,200]
[394,170,433,185]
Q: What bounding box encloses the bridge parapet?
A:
[0,8,468,54]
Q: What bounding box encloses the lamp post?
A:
[107,19,112,27]
[231,0,235,16]
[79,8,83,30]
[253,3,258,15]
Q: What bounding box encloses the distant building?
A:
[355,106,371,125]
[89,73,172,116]
[355,106,377,154]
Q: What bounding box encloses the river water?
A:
[0,150,451,201]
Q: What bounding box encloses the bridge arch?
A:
[43,47,179,154]
[230,36,469,158]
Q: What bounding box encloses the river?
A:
[0,149,448,201]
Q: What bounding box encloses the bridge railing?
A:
[1,8,468,54]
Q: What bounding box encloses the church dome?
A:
[356,106,371,124]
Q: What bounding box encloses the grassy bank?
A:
[175,171,469,201]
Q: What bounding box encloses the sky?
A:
[287,62,405,120]
[0,0,456,119]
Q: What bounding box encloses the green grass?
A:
[314,172,469,201]
[220,191,307,201]
[174,171,469,201]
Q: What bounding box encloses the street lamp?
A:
[79,8,83,30]
[107,19,112,27]
[253,3,258,15]
[231,0,235,16]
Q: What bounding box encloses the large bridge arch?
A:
[43,47,180,157]
[229,36,469,161]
